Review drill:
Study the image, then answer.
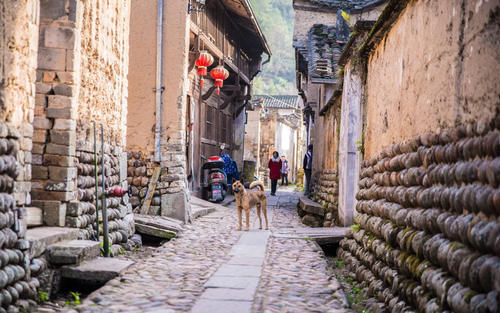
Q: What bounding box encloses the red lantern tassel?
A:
[200,78,204,87]
[217,87,220,95]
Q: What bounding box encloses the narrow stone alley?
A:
[58,188,349,313]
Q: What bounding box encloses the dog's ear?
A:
[232,178,237,183]
[240,177,245,185]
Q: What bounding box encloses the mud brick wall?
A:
[338,118,500,313]
[313,169,339,227]
[0,124,38,309]
[76,143,133,246]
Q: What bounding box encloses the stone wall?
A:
[74,142,133,245]
[308,169,339,227]
[364,0,499,159]
[77,0,130,147]
[0,123,37,309]
[338,118,499,312]
[0,0,39,126]
[32,0,132,231]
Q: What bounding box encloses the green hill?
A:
[250,0,296,95]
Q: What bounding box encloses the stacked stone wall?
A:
[0,123,38,310]
[127,153,158,213]
[76,142,133,246]
[127,150,189,221]
[312,169,339,226]
[338,118,499,313]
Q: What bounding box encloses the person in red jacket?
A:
[268,151,282,196]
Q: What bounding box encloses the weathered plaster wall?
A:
[126,0,157,155]
[244,109,261,164]
[77,0,131,147]
[338,63,363,226]
[364,0,499,158]
[161,0,190,162]
[0,0,39,125]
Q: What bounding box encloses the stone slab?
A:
[26,207,43,227]
[272,227,348,245]
[25,227,80,258]
[135,214,184,232]
[135,223,177,240]
[204,276,259,290]
[299,196,326,217]
[161,191,190,223]
[212,264,262,278]
[61,257,134,284]
[47,240,99,265]
[191,299,252,313]
[201,287,256,301]
[228,244,266,258]
[226,256,265,266]
[191,206,216,219]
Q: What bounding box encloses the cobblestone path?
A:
[70,188,347,313]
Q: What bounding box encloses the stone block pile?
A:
[127,151,188,221]
[0,123,38,310]
[127,152,157,212]
[76,143,133,246]
[299,169,339,227]
[338,119,500,313]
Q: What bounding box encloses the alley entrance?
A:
[59,188,349,313]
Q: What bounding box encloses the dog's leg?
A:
[256,204,262,229]
[237,206,242,231]
[244,208,250,231]
[262,199,269,230]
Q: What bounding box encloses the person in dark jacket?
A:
[268,151,282,196]
[303,144,313,195]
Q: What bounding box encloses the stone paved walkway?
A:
[69,187,348,313]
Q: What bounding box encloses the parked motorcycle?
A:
[200,155,228,202]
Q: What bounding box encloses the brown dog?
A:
[232,180,268,231]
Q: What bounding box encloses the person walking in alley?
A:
[303,144,313,195]
[268,151,282,196]
[280,155,289,186]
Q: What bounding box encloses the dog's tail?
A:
[249,181,264,191]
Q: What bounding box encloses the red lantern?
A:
[195,50,214,87]
[210,65,229,95]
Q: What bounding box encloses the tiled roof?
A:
[304,0,384,10]
[307,24,343,82]
[252,95,300,109]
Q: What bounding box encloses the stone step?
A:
[61,257,134,284]
[26,227,81,258]
[26,207,43,227]
[47,240,100,265]
[299,196,326,217]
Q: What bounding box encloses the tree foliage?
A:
[250,0,296,95]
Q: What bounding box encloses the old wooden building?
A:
[187,0,271,194]
[128,0,270,214]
